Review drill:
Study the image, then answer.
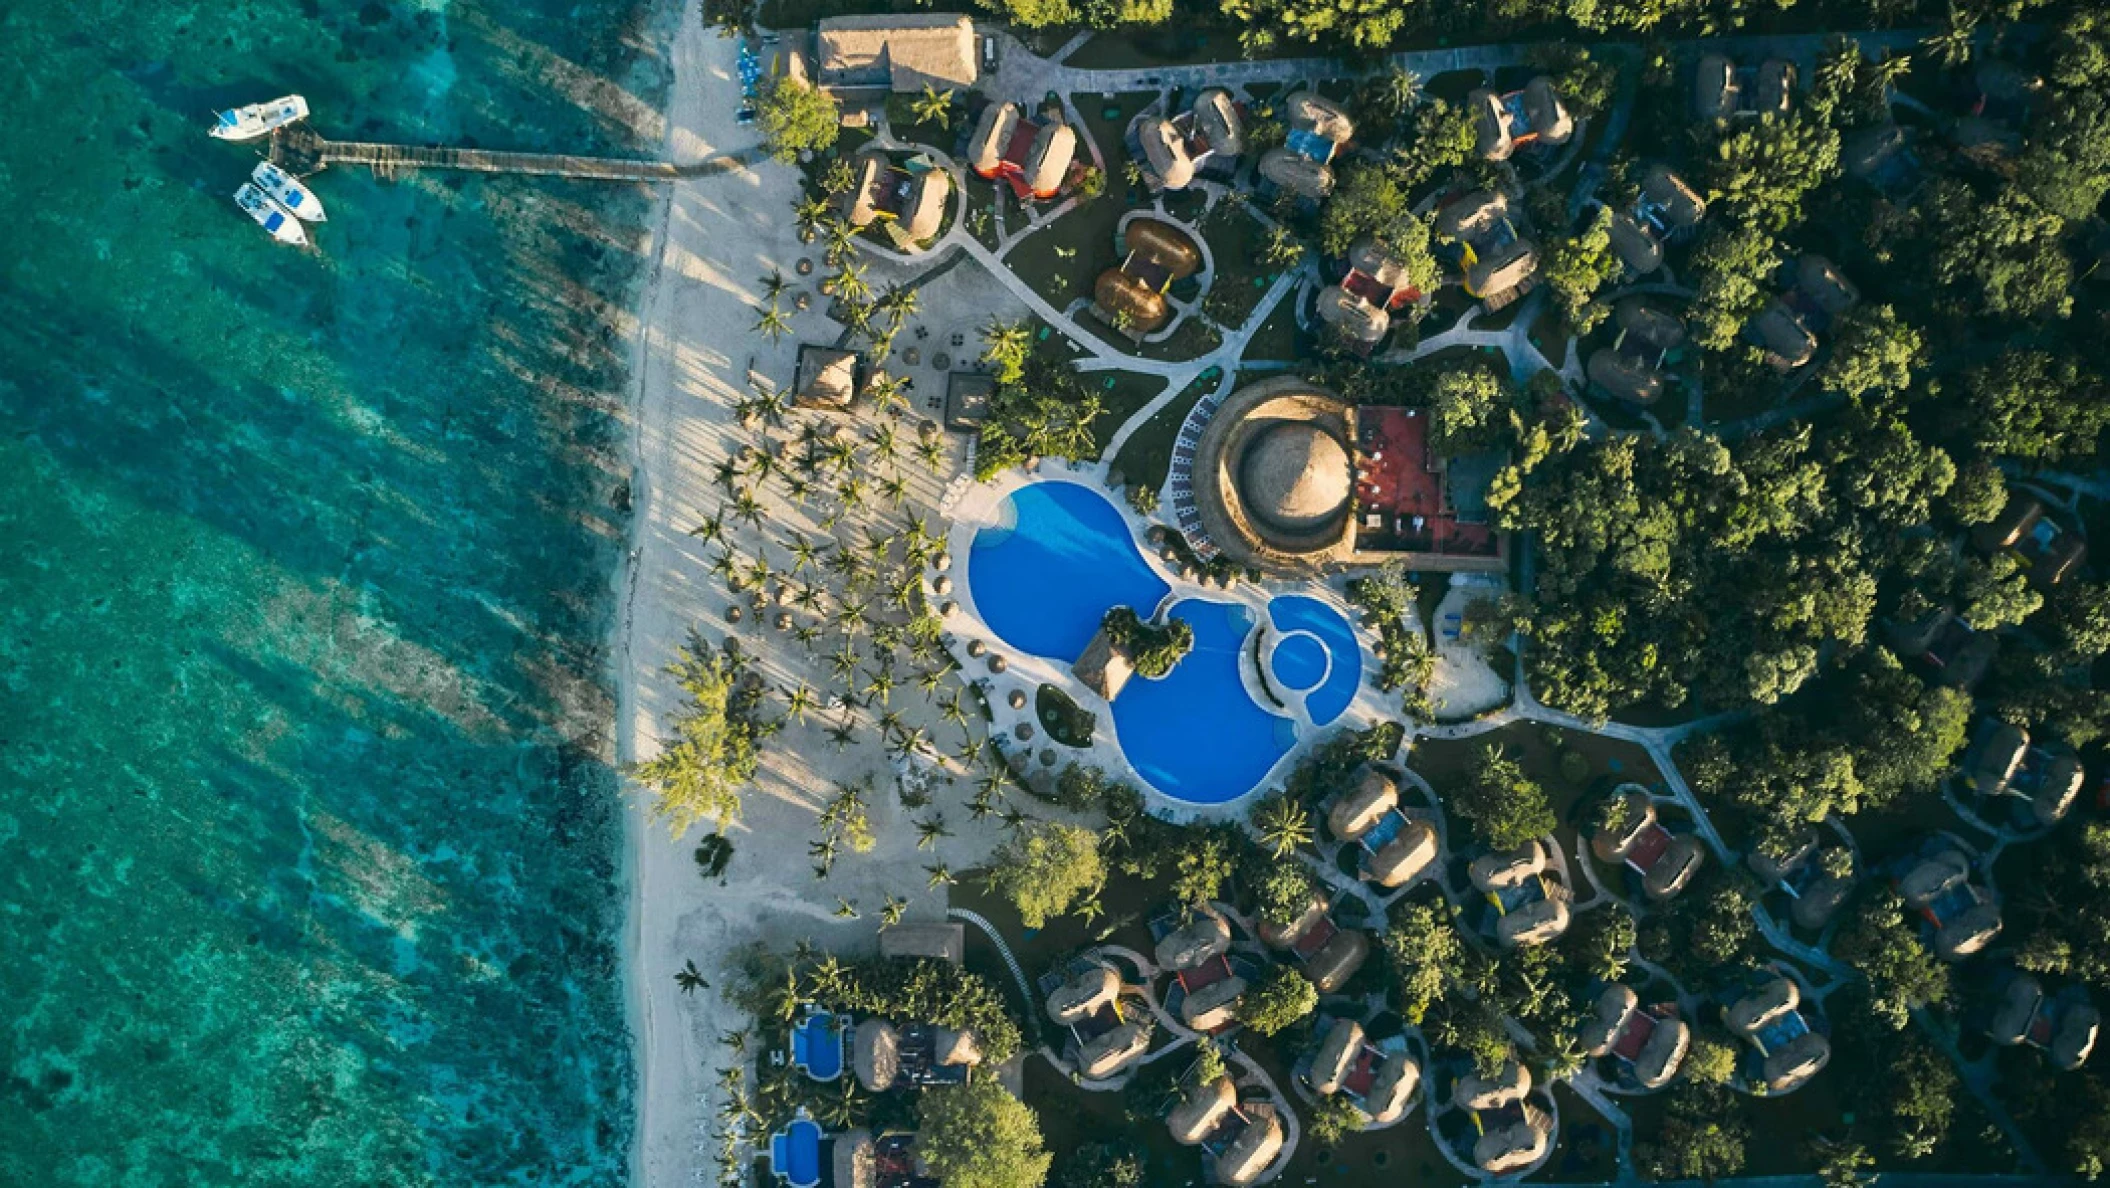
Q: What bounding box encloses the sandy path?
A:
[616,13,1026,1187]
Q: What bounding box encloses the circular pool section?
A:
[1269,632,1329,692]
[1109,600,1297,805]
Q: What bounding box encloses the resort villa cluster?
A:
[631,11,2110,1188]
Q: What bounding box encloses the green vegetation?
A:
[919,1081,1054,1188]
[983,821,1106,928]
[974,338,1107,480]
[1446,744,1557,851]
[1036,684,1098,747]
[755,76,840,162]
[1101,606,1195,677]
[629,633,767,834]
[1240,966,1318,1035]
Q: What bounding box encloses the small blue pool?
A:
[969,481,1170,664]
[1270,633,1328,691]
[1269,596,1360,725]
[791,1012,843,1082]
[769,1117,822,1188]
[1111,600,1296,804]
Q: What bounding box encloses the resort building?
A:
[968,102,1078,199]
[1315,236,1426,354]
[1579,984,1691,1090]
[1180,969,1249,1032]
[1987,974,2100,1070]
[1607,165,1706,276]
[1184,376,1508,574]
[1694,54,1797,120]
[842,154,951,251]
[1589,785,1705,901]
[1468,77,1574,161]
[851,1018,981,1091]
[878,921,965,963]
[1746,834,1855,931]
[1090,218,1204,338]
[1133,88,1246,191]
[809,14,978,102]
[1078,1021,1153,1079]
[1044,959,1151,1079]
[1155,908,1234,972]
[1436,190,1539,307]
[1307,1017,1362,1094]
[827,1128,933,1188]
[794,344,862,410]
[1967,722,2084,829]
[1326,765,1437,889]
[1301,1016,1421,1123]
[1889,608,1999,691]
[1746,254,1859,372]
[1449,1060,1552,1174]
[1900,845,2004,960]
[1047,965,1122,1026]
[1257,91,1354,201]
[944,372,994,433]
[1212,1110,1284,1186]
[1586,299,1686,407]
[1972,494,2087,589]
[1257,897,1368,992]
[1469,840,1572,947]
[1168,1076,1238,1144]
[1725,973,1832,1093]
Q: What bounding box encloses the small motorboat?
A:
[233,182,309,246]
[210,95,309,141]
[251,161,325,222]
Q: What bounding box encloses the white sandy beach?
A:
[614,10,1031,1185]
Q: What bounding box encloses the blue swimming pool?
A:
[1269,596,1360,725]
[969,481,1171,664]
[792,1012,843,1082]
[769,1117,822,1188]
[1111,600,1297,804]
[1270,633,1328,691]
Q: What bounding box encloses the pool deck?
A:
[940,463,1401,821]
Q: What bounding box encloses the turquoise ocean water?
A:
[0,1,666,1183]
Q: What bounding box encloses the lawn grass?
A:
[1087,370,1169,454]
[1410,720,1664,858]
[1072,90,1159,191]
[1004,195,1126,310]
[1109,370,1216,491]
[1198,203,1278,329]
[1244,295,1301,360]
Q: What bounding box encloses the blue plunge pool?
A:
[791,1012,843,1082]
[965,482,1364,805]
[968,481,1171,665]
[1269,595,1361,725]
[1110,600,1298,804]
[769,1117,822,1188]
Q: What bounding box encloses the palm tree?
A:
[794,196,831,240]
[910,83,955,128]
[713,456,744,492]
[1252,795,1314,858]
[869,422,901,464]
[793,622,824,651]
[981,318,1033,382]
[915,436,948,474]
[759,269,789,304]
[888,725,929,763]
[786,533,819,576]
[686,510,726,544]
[833,897,860,919]
[879,475,909,507]
[829,644,862,684]
[837,475,868,512]
[878,895,910,927]
[793,582,825,613]
[915,814,952,850]
[940,689,970,729]
[826,719,859,752]
[708,548,740,583]
[810,836,840,878]
[741,554,773,592]
[783,682,818,724]
[675,959,710,994]
[718,1027,752,1058]
[764,970,802,1023]
[876,709,906,740]
[823,218,859,266]
[783,474,814,505]
[1920,10,1975,67]
[863,668,895,707]
[754,303,791,343]
[1377,66,1423,116]
[818,1079,866,1128]
[833,260,873,306]
[878,283,921,328]
[732,490,765,528]
[925,863,955,889]
[865,373,911,419]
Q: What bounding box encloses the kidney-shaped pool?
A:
[966,481,1365,806]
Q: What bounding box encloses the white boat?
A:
[251,161,326,222]
[233,182,308,246]
[210,95,309,141]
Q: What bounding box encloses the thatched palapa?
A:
[815,14,977,95]
[1047,965,1120,1025]
[1329,767,1399,841]
[1155,909,1232,971]
[1167,1076,1237,1144]
[1308,1018,1363,1094]
[855,1019,900,1091]
[1213,1113,1283,1186]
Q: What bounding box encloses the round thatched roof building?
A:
[1190,377,1357,572]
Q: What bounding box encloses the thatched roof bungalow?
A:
[1071,625,1136,702]
[879,922,964,963]
[1581,984,1639,1057]
[1167,1076,1238,1144]
[1470,840,1548,891]
[1474,1105,1553,1175]
[1591,788,1658,863]
[1368,820,1438,889]
[1727,976,1800,1039]
[1316,285,1390,348]
[855,1019,900,1092]
[1635,1017,1692,1089]
[1645,835,1706,901]
[1498,896,1571,948]
[2035,752,2084,826]
[1022,122,1078,199]
[1078,1021,1152,1079]
[1047,965,1121,1026]
[1139,117,1194,191]
[1304,928,1369,992]
[814,14,977,96]
[1258,148,1334,199]
[1156,909,1232,971]
[1181,974,1248,1031]
[1308,1018,1363,1094]
[1283,90,1354,148]
[1749,300,1817,371]
[968,102,1020,177]
[1990,975,2045,1046]
[833,1128,876,1188]
[1329,766,1399,841]
[1762,1031,1832,1093]
[1093,269,1170,336]
[1366,1053,1421,1123]
[1936,900,2003,961]
[1195,89,1244,157]
[1900,850,1972,910]
[795,345,860,410]
[2054,1004,2100,1070]
[1455,1060,1531,1112]
[1214,1113,1284,1186]
[1469,77,1573,161]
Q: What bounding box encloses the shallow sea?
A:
[0,1,666,1183]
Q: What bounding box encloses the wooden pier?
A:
[270,127,746,182]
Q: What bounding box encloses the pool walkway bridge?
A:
[269,126,755,182]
